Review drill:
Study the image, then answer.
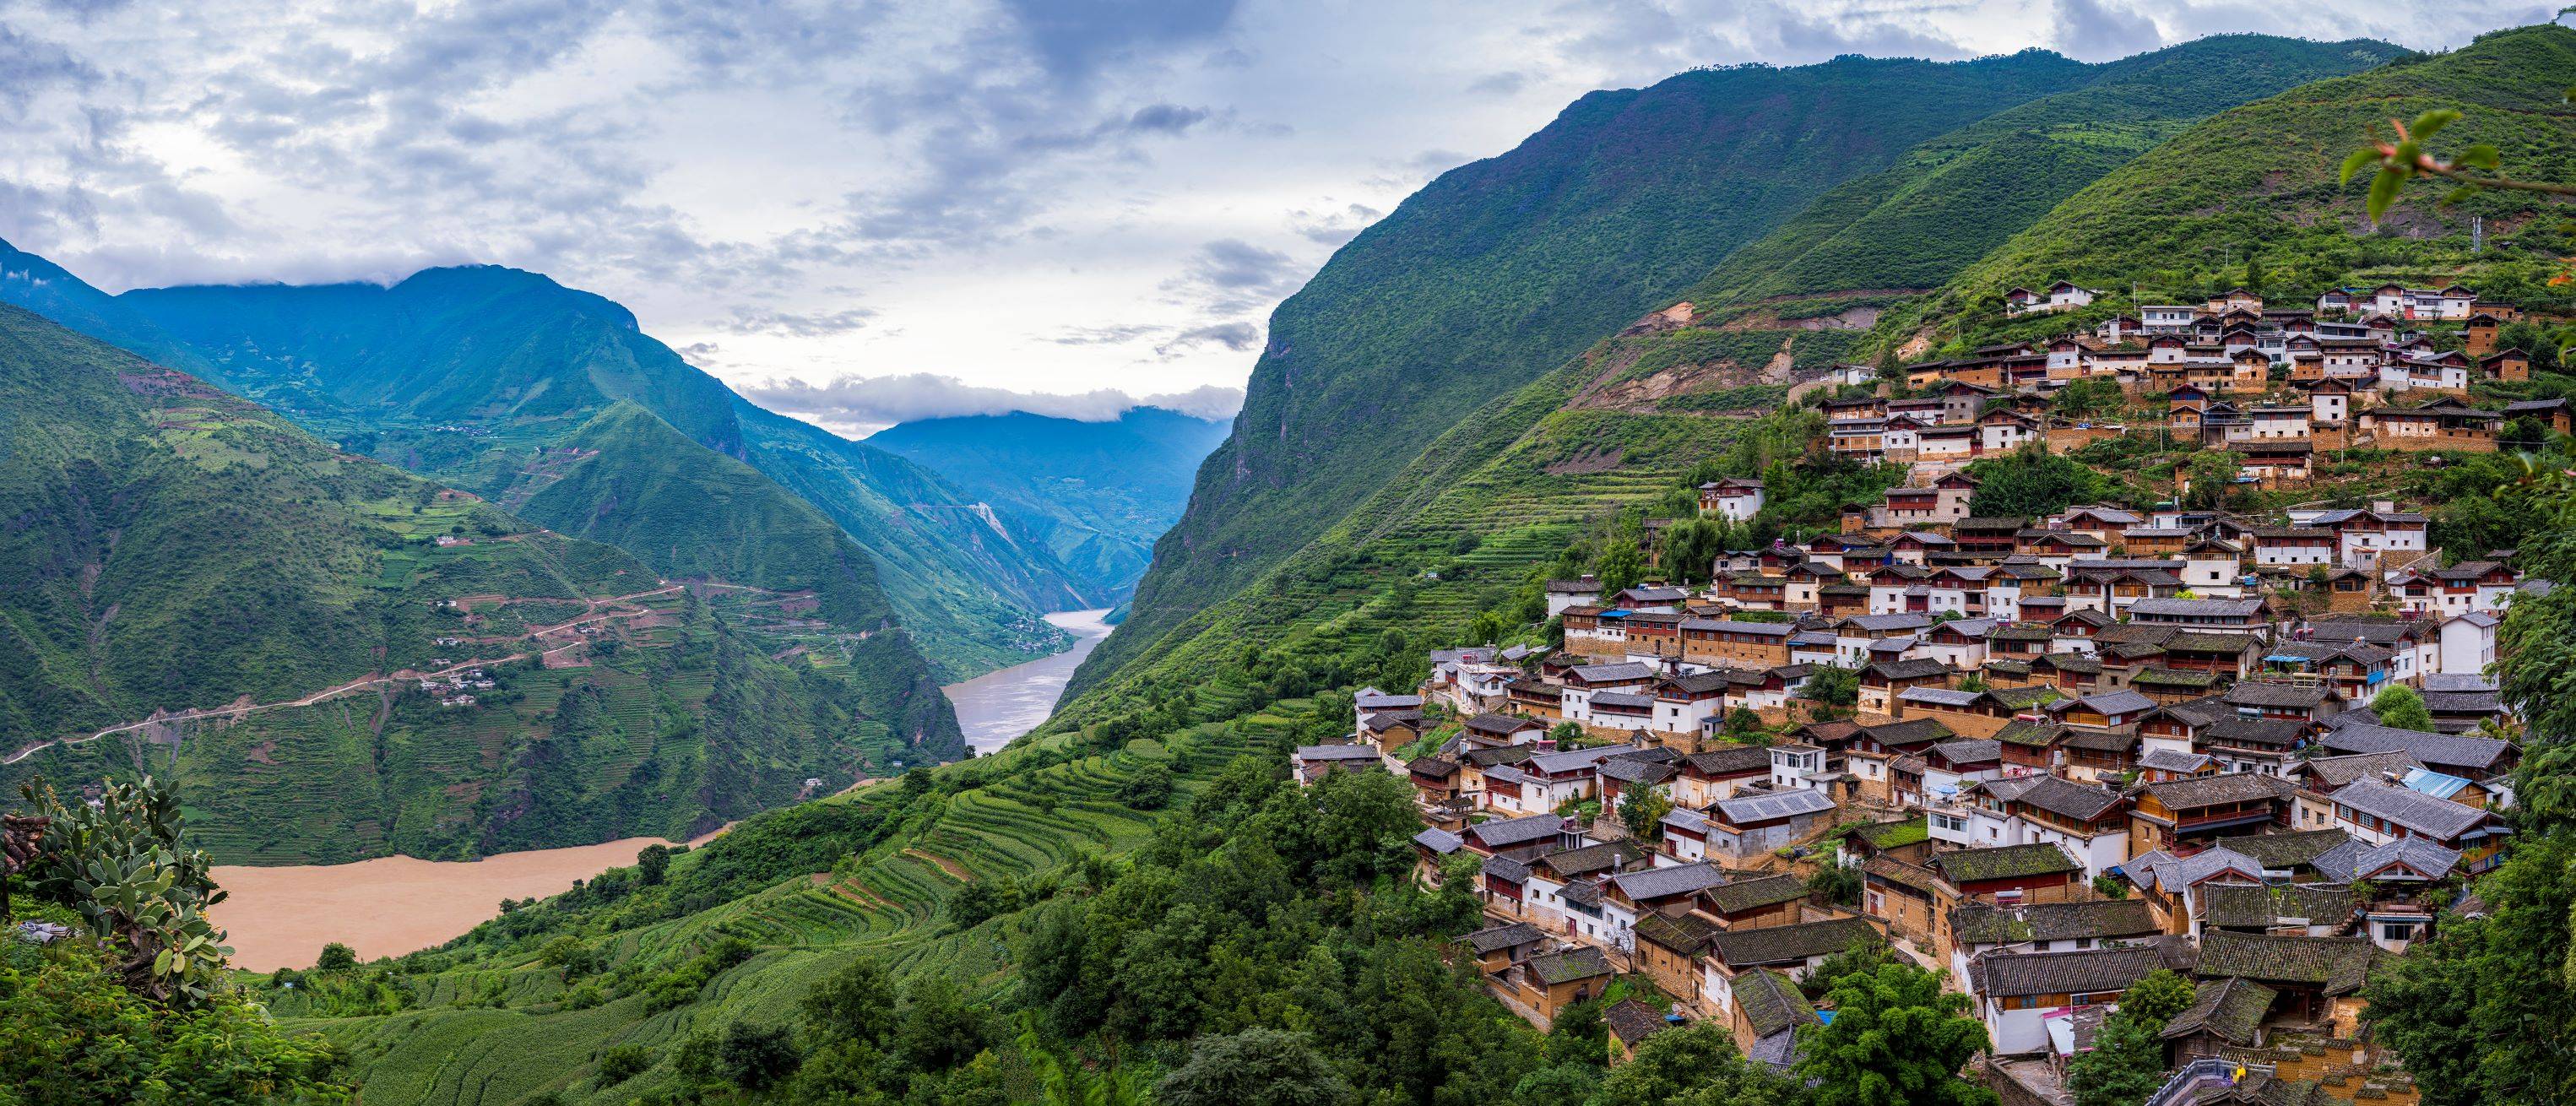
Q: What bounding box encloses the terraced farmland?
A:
[274,695,1315,1104]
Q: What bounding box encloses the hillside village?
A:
[1293,283,2560,1106]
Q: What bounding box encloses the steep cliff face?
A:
[1076,51,2116,695]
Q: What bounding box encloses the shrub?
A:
[594,1044,654,1088]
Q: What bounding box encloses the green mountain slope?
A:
[1681,35,2402,323]
[1077,51,2118,694]
[1895,24,2576,346]
[1083,36,2408,700]
[866,408,1231,604]
[106,268,1077,679]
[0,305,943,862]
[0,240,223,378]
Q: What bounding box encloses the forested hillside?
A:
[0,305,946,861]
[1085,37,2400,700]
[1681,35,2401,323]
[108,268,1082,680]
[869,408,1231,605]
[1078,51,2119,693]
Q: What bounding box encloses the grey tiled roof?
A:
[1931,843,2080,884]
[1685,745,1773,774]
[1950,898,2158,946]
[2224,682,2335,709]
[2137,748,2214,773]
[2209,828,2352,869]
[1971,945,2171,999]
[1706,916,1882,968]
[1413,827,1465,854]
[2194,931,2379,995]
[2009,776,2124,821]
[1526,945,1614,984]
[1469,813,1567,848]
[2161,977,2276,1045]
[1609,861,1728,902]
[2297,751,2417,791]
[1603,998,1676,1047]
[2130,598,2264,618]
[2327,778,2490,838]
[1570,662,1657,682]
[2317,724,2510,773]
[2140,773,2291,811]
[1463,920,1544,954]
[1702,872,1809,915]
[2199,882,2356,930]
[1733,968,1818,1040]
[2313,837,2462,882]
[1712,788,1836,825]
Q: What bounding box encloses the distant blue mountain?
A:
[868,407,1231,604]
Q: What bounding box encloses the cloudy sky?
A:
[0,0,2551,434]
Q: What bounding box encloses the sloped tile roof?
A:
[1950,898,2159,946]
[2210,828,2353,870]
[2194,931,2379,995]
[1971,945,2170,998]
[1686,745,1774,774]
[2142,773,2292,811]
[2200,882,2356,930]
[2312,836,2462,883]
[1609,860,1729,902]
[2010,776,2125,821]
[1706,916,1881,968]
[1633,910,1723,956]
[1463,920,1545,954]
[1734,968,1819,1040]
[1527,945,1614,984]
[1536,840,1649,879]
[1469,812,1568,848]
[1703,872,1810,915]
[2160,977,2277,1045]
[1713,788,1837,825]
[2317,724,2510,773]
[2328,778,2490,839]
[1603,998,1676,1046]
[1932,843,2080,884]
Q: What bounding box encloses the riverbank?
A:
[943,608,1114,754]
[210,610,1113,973]
[209,826,726,972]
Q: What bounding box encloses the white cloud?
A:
[0,0,2543,408]
[744,371,1244,436]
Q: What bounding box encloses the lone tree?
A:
[1796,961,1997,1106]
[2372,684,2437,733]
[1156,1027,1350,1106]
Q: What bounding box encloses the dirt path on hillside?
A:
[3,584,683,766]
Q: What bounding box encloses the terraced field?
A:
[280,700,1306,1104]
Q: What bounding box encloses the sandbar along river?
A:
[209,609,1114,971]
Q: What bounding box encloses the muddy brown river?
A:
[210,609,1113,971]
